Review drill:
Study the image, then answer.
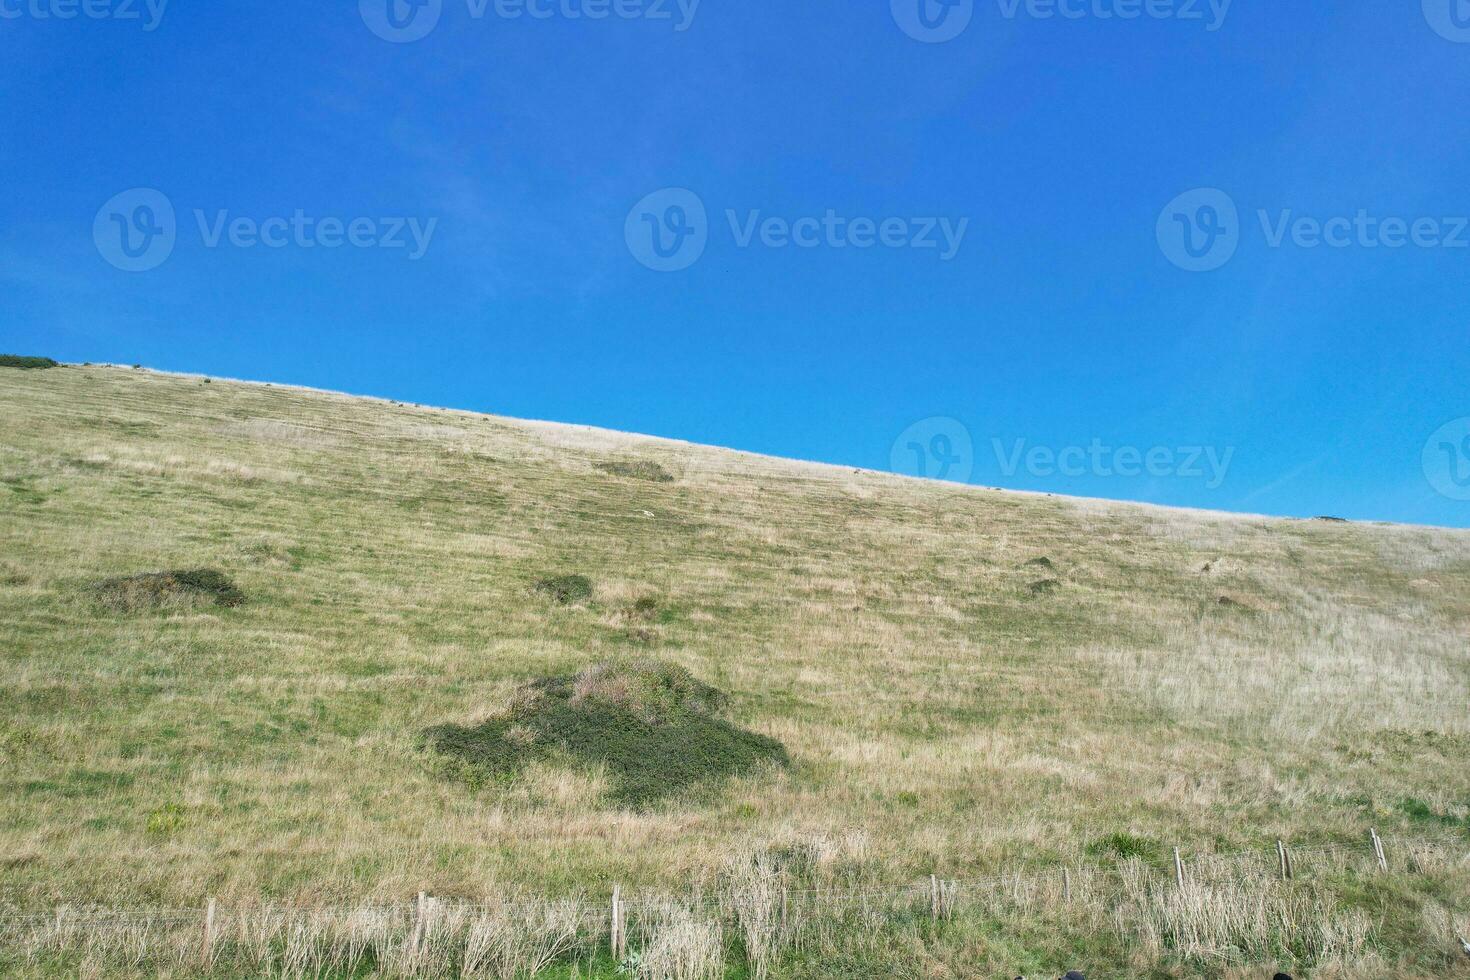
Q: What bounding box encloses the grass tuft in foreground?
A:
[424,660,788,808]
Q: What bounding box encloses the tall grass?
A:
[7,837,1467,978]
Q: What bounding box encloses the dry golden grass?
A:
[2,363,1469,976]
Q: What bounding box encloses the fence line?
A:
[4,829,1465,927]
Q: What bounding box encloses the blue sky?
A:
[3,0,1469,527]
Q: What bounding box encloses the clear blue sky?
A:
[4,1,1469,527]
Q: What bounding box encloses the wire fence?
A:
[4,828,1465,927]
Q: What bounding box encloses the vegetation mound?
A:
[95,569,245,612]
[534,574,593,604]
[594,459,674,483]
[0,354,59,370]
[1028,578,1061,596]
[425,660,787,808]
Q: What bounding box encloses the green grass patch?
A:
[1086,831,1164,865]
[1395,796,1468,829]
[425,660,788,808]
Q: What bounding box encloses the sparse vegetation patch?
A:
[94,568,245,612]
[1028,578,1061,596]
[534,574,593,605]
[595,459,674,483]
[425,660,788,807]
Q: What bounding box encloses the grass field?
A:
[2,363,1469,977]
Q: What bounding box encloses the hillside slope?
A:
[2,364,1469,976]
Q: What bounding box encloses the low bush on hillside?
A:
[425,660,788,808]
[94,568,245,612]
[1028,578,1061,596]
[535,574,594,604]
[595,459,675,483]
[0,354,59,370]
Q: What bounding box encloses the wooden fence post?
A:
[202,897,216,963]
[610,885,624,960]
[930,875,939,920]
[1174,848,1186,888]
[411,891,427,956]
[1371,829,1388,872]
[1276,840,1290,881]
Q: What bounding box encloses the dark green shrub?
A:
[535,574,593,605]
[425,661,786,808]
[0,355,59,370]
[95,569,245,612]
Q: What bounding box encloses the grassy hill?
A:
[2,363,1469,978]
